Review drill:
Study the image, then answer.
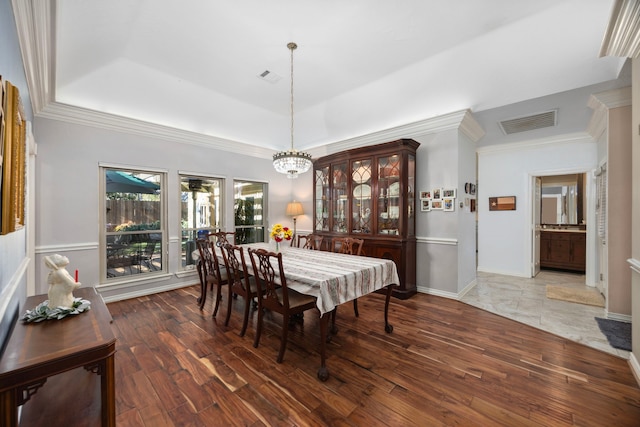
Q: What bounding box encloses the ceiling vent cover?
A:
[257,70,282,84]
[498,110,557,135]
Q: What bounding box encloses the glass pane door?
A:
[332,162,348,233]
[352,159,372,233]
[377,154,401,235]
[315,166,329,231]
[408,154,416,236]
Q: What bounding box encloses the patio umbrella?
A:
[106,170,159,194]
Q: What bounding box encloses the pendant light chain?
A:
[289,42,296,152]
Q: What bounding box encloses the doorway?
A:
[530,171,596,287]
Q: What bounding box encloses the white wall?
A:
[477,134,597,278]
[32,117,310,301]
[457,132,477,293]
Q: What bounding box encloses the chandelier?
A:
[273,42,312,179]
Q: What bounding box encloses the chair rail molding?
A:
[35,242,99,254]
[417,236,458,246]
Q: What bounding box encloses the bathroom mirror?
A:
[540,173,585,225]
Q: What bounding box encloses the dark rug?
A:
[595,317,632,351]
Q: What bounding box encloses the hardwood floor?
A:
[107,284,640,426]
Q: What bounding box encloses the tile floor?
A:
[461,269,630,359]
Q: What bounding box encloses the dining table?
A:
[194,242,400,381]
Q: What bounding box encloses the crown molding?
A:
[476,131,593,155]
[459,110,485,143]
[313,109,484,157]
[38,102,275,159]
[600,0,640,58]
[11,0,54,114]
[587,86,632,139]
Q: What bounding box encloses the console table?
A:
[0,287,116,426]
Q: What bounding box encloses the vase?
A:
[275,241,280,253]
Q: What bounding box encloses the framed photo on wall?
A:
[442,188,456,198]
[432,188,442,200]
[421,199,431,211]
[431,199,443,210]
[420,191,431,200]
[443,197,455,211]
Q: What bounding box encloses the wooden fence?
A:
[106,200,160,231]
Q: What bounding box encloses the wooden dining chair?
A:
[209,231,235,246]
[248,248,317,363]
[196,238,230,314]
[332,237,364,255]
[297,233,324,250]
[331,237,365,317]
[220,243,261,337]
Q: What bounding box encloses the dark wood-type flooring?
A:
[108,284,640,426]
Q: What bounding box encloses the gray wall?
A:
[32,117,309,301]
[0,0,32,353]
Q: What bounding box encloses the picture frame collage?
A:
[419,188,456,212]
[420,182,477,213]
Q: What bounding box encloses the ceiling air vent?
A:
[257,70,282,84]
[498,110,557,135]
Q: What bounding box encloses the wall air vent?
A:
[257,70,282,84]
[498,110,557,135]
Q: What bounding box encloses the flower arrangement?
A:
[270,223,293,243]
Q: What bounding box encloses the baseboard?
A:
[416,277,478,301]
[416,285,461,300]
[629,352,640,387]
[97,276,196,303]
[457,279,477,299]
[606,312,632,323]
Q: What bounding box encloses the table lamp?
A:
[286,201,304,244]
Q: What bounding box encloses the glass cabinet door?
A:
[351,159,372,233]
[332,162,348,233]
[408,154,416,237]
[314,166,329,231]
[377,154,401,235]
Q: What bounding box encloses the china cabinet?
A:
[313,139,419,299]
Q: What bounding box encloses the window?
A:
[234,180,267,244]
[180,175,224,269]
[103,168,164,280]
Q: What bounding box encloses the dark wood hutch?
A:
[313,139,419,299]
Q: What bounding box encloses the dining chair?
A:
[195,238,230,314]
[331,237,365,317]
[248,248,317,363]
[297,233,324,250]
[220,243,262,337]
[209,231,235,246]
[331,237,364,255]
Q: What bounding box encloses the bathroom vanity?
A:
[540,228,586,273]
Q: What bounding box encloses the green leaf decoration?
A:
[21,298,92,323]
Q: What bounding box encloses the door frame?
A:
[527,168,598,286]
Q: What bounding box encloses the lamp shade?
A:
[286,201,304,217]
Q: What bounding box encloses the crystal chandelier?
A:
[273,42,312,179]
